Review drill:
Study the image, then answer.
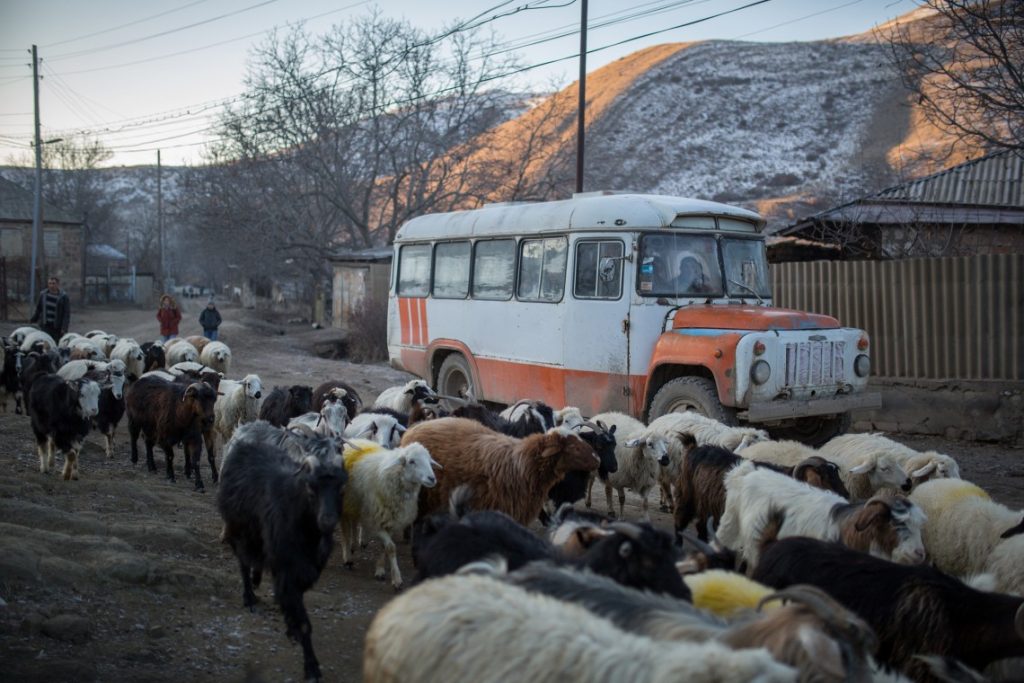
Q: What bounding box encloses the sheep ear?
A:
[849,460,875,474]
[855,500,890,531]
[608,424,616,435]
[623,437,643,448]
[396,455,407,466]
[618,540,632,559]
[911,462,937,479]
[405,388,415,395]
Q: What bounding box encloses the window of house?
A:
[432,241,471,299]
[44,229,60,258]
[0,228,23,257]
[517,237,567,302]
[397,243,431,297]
[574,240,624,299]
[472,239,515,300]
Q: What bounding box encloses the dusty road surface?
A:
[1,302,1022,682]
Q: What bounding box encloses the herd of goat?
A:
[2,323,1023,683]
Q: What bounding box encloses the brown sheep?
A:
[403,417,600,525]
[185,335,211,354]
[675,441,851,541]
[126,376,218,491]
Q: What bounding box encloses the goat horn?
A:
[706,517,722,549]
[435,393,470,406]
[608,522,642,541]
[678,530,716,556]
[289,423,317,438]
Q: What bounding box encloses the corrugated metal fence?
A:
[772,255,1024,381]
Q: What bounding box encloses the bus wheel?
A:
[648,376,736,425]
[437,354,474,405]
[768,413,851,448]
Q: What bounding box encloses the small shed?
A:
[328,247,393,328]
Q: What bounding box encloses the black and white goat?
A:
[28,374,101,480]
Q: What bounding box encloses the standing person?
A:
[30,276,70,341]
[157,294,182,342]
[199,298,222,341]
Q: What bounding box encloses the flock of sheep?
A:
[2,323,1023,683]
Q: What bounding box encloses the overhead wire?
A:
[43,0,214,49]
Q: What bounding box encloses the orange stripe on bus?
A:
[409,297,421,346]
[418,298,429,346]
[399,298,411,345]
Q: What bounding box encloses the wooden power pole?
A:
[29,44,43,305]
[575,0,588,195]
[157,149,163,294]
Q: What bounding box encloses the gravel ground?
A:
[0,302,1021,682]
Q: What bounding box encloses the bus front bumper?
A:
[742,392,882,422]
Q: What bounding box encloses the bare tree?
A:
[885,0,1024,154]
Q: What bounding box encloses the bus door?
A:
[563,236,632,415]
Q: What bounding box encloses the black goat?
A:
[217,424,347,683]
[413,487,689,600]
[259,385,313,427]
[540,421,618,524]
[140,341,166,372]
[1,339,21,413]
[753,511,1024,682]
[28,374,101,480]
[312,380,362,420]
[452,399,556,438]
[18,350,60,415]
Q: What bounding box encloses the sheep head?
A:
[793,456,849,498]
[848,453,912,492]
[397,443,439,488]
[624,434,670,467]
[542,429,599,476]
[845,496,927,565]
[72,379,101,418]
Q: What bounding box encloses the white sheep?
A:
[110,338,145,379]
[373,379,436,414]
[345,412,405,447]
[10,326,38,347]
[339,439,440,589]
[986,534,1024,596]
[736,439,821,468]
[84,331,119,357]
[821,433,960,488]
[647,411,770,510]
[363,572,796,683]
[553,405,587,430]
[164,339,199,365]
[199,340,232,375]
[68,337,106,360]
[287,400,348,438]
[20,329,57,353]
[909,478,1023,593]
[57,358,127,399]
[589,411,671,522]
[816,434,914,500]
[717,461,927,572]
[213,374,263,444]
[58,332,84,348]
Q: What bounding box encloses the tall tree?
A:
[886,0,1024,154]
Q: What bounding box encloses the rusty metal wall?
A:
[772,255,1024,380]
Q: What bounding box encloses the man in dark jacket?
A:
[30,276,70,341]
[199,299,222,341]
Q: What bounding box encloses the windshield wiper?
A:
[728,278,764,304]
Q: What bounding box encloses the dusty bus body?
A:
[387,193,879,443]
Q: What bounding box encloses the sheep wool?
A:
[683,569,777,618]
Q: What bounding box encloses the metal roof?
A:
[782,150,1024,235]
[395,192,763,243]
[0,175,83,225]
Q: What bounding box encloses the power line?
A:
[43,0,213,48]
[732,0,867,39]
[47,0,282,62]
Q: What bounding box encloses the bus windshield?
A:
[638,234,770,299]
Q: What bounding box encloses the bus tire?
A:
[648,376,736,425]
[768,413,851,448]
[437,354,475,404]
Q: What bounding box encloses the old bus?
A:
[386,192,880,444]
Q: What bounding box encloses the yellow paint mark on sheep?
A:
[683,570,776,618]
[343,440,383,471]
[943,481,990,504]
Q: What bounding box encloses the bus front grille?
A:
[784,340,846,387]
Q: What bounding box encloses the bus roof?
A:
[394,193,765,242]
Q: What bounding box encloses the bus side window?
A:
[574,240,623,299]
[472,239,516,300]
[433,241,471,299]
[518,237,567,303]
[397,243,431,297]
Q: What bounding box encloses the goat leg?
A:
[144,439,157,472]
[162,443,176,482]
[188,443,204,492]
[378,529,402,591]
[237,556,257,611]
[277,583,321,683]
[204,431,218,483]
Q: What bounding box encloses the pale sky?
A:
[0,0,921,167]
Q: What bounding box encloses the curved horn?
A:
[436,393,470,406]
[289,423,317,438]
[911,462,937,479]
[608,522,643,541]
[679,530,716,556]
[793,457,816,482]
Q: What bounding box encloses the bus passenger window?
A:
[433,241,471,299]
[472,239,516,300]
[518,237,567,302]
[574,240,623,299]
[397,243,431,297]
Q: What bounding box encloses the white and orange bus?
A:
[387,192,879,444]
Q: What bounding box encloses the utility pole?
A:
[157,149,163,295]
[29,44,43,305]
[575,0,588,195]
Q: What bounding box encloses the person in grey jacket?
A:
[30,276,70,341]
[199,299,222,341]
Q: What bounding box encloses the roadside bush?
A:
[347,298,388,363]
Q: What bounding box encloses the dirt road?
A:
[1,303,1021,682]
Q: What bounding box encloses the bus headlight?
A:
[751,360,771,385]
[854,354,871,377]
